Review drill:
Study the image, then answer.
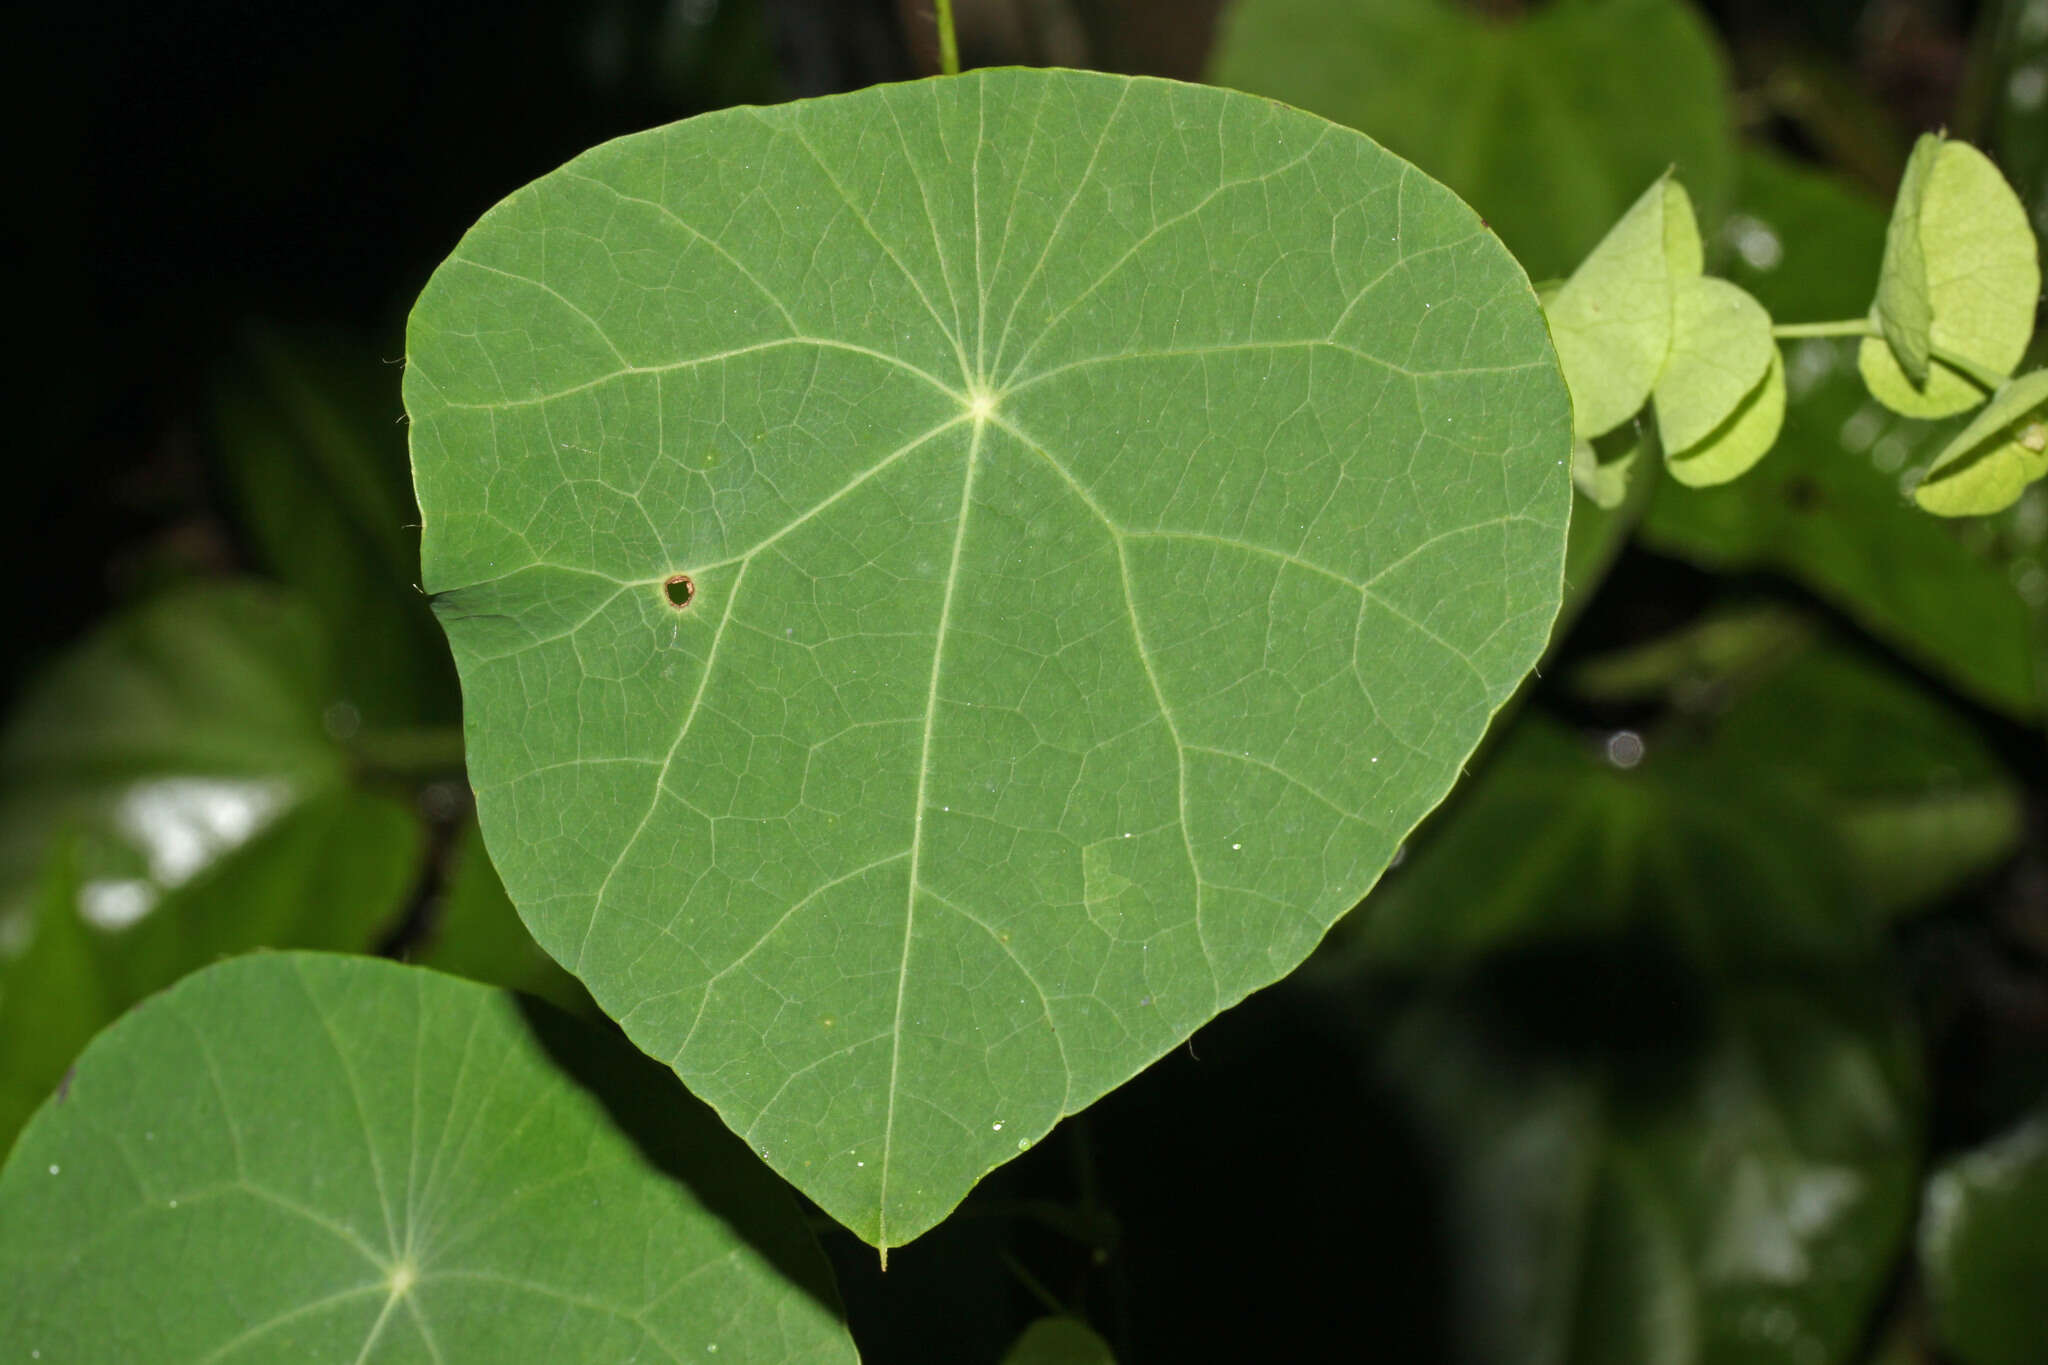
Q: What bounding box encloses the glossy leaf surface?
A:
[405,68,1571,1248]
[0,953,857,1363]
[1922,1109,2048,1365]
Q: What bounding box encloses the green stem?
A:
[934,0,960,76]
[1770,318,1874,339]
[1771,319,2009,393]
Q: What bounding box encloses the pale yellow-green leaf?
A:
[1665,348,1786,488]
[1571,420,1650,510]
[1546,177,1698,440]
[1860,135,2038,418]
[1653,276,1774,454]
[1914,369,2048,516]
[1870,135,1940,384]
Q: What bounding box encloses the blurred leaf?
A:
[1367,969,1918,1365]
[0,583,349,921]
[1644,151,2045,718]
[1210,0,1736,282]
[1916,369,2048,516]
[1860,134,2038,419]
[0,584,433,1149]
[1002,1316,1118,1365]
[1354,717,1873,971]
[414,818,590,1013]
[1921,1108,2048,1365]
[1546,177,1696,439]
[0,952,858,1362]
[1332,689,1919,1364]
[0,790,421,1151]
[1641,620,2022,916]
[0,842,105,1156]
[211,327,458,727]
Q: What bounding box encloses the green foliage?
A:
[1001,1317,1117,1365]
[405,66,1570,1251]
[1210,0,1736,282]
[1921,1109,2048,1365]
[1640,151,2048,717]
[0,953,857,1363]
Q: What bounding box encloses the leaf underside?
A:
[406,68,1571,1249]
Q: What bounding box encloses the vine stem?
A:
[1771,317,2010,394]
[935,0,960,76]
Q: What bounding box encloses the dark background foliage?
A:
[8,1,2047,1361]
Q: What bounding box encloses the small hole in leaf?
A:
[664,574,696,610]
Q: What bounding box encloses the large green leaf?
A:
[1643,150,2045,718]
[1921,1108,2048,1365]
[0,953,856,1363]
[405,68,1571,1250]
[1209,0,1736,282]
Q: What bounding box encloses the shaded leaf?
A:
[1003,1316,1118,1365]
[1209,0,1735,282]
[211,327,460,728]
[405,68,1571,1250]
[1922,1109,2048,1365]
[1860,134,2038,419]
[0,953,857,1363]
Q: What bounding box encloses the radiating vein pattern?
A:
[404,68,1572,1248]
[0,954,857,1364]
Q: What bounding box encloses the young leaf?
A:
[1664,346,1787,488]
[1546,177,1697,440]
[0,953,858,1364]
[1570,421,1650,510]
[404,69,1572,1251]
[1653,276,1775,457]
[1644,150,2045,719]
[1913,369,2048,516]
[1860,134,2039,418]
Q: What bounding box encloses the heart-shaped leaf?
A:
[1860,134,2038,419]
[0,953,857,1363]
[405,68,1571,1250]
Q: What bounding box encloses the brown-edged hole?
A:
[664,574,696,610]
